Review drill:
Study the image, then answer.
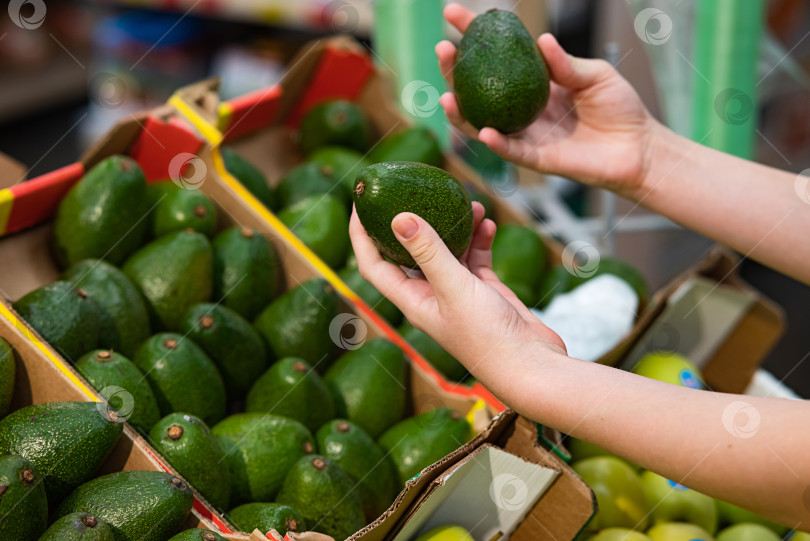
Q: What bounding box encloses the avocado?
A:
[324,338,407,438]
[0,338,14,419]
[0,401,123,503]
[353,162,473,268]
[568,257,649,304]
[308,146,371,204]
[299,100,371,154]
[276,455,365,540]
[453,9,550,134]
[212,227,280,321]
[133,333,226,425]
[0,454,48,541]
[39,513,116,541]
[149,412,231,510]
[123,230,213,331]
[399,321,468,381]
[277,162,348,209]
[56,470,194,541]
[367,127,442,167]
[75,350,161,432]
[212,413,314,504]
[227,503,305,536]
[246,357,335,433]
[12,281,100,362]
[464,183,494,221]
[168,529,227,541]
[149,183,218,239]
[338,265,403,326]
[53,155,149,268]
[62,259,151,357]
[221,147,279,211]
[279,194,350,269]
[253,279,340,372]
[378,407,471,485]
[181,303,268,398]
[491,224,547,306]
[537,264,572,308]
[316,419,399,520]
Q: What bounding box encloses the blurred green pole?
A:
[373,0,450,148]
[691,0,765,159]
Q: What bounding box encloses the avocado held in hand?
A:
[353,162,473,268]
[454,9,550,134]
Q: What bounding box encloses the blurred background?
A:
[0,0,809,395]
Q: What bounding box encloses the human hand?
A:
[437,3,656,198]
[349,202,566,396]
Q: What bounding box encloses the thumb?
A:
[539,33,612,90]
[392,213,467,298]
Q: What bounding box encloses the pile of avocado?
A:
[5,155,473,540]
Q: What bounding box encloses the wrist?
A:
[631,119,686,202]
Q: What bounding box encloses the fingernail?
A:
[393,215,419,240]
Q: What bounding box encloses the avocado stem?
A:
[163,338,178,350]
[286,518,299,532]
[21,469,35,486]
[354,181,365,196]
[200,316,215,329]
[312,457,326,470]
[75,288,88,299]
[167,424,184,440]
[193,205,208,218]
[82,515,98,528]
[95,350,113,362]
[170,477,187,490]
[336,421,351,433]
[240,227,254,238]
[0,485,7,497]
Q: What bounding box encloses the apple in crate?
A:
[572,456,650,531]
[646,522,714,541]
[631,352,703,389]
[640,471,717,533]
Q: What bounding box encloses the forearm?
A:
[477,339,810,525]
[634,121,810,284]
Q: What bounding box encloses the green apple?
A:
[631,352,704,389]
[790,532,810,540]
[716,523,780,541]
[415,526,473,541]
[572,456,650,531]
[640,471,717,533]
[588,528,653,541]
[567,438,641,470]
[716,501,788,536]
[647,522,714,541]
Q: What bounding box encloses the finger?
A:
[444,3,477,33]
[436,40,457,87]
[465,217,496,274]
[538,33,611,90]
[478,127,537,167]
[349,208,408,290]
[391,212,469,303]
[440,92,480,140]
[459,202,487,265]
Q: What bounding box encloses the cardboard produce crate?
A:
[0,105,595,538]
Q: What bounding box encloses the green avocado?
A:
[133,333,226,425]
[181,303,268,398]
[149,412,231,511]
[75,349,161,432]
[568,257,649,305]
[12,281,100,362]
[367,126,442,167]
[277,162,348,209]
[39,513,116,541]
[324,338,407,438]
[246,357,334,433]
[253,279,340,372]
[0,338,14,419]
[537,264,572,308]
[308,146,371,204]
[221,147,279,211]
[212,413,314,504]
[62,259,151,357]
[123,230,213,331]
[491,224,547,307]
[0,401,123,503]
[149,183,218,239]
[53,155,148,268]
[399,321,468,382]
[56,470,194,541]
[227,503,305,536]
[378,407,471,485]
[316,419,399,521]
[212,227,280,321]
[168,529,227,541]
[276,455,365,541]
[279,194,350,269]
[353,162,473,268]
[453,9,550,134]
[338,265,403,326]
[299,100,371,154]
[0,454,48,541]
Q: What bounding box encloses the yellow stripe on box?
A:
[0,189,14,235]
[217,102,233,134]
[0,303,98,401]
[168,94,224,147]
